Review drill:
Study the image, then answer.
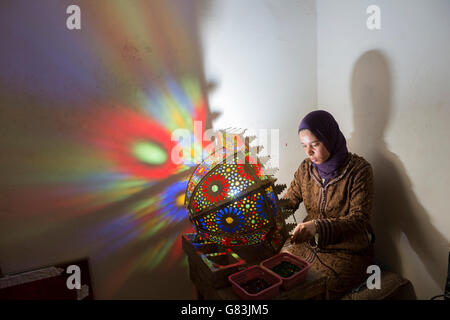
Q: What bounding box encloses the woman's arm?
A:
[281,165,304,211]
[314,163,374,248]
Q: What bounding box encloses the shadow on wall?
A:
[347,50,448,297]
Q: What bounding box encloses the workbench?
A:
[182,233,328,300]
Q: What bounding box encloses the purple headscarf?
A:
[298,110,349,185]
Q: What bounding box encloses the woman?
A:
[282,110,375,300]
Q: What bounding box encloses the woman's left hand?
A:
[290,220,317,244]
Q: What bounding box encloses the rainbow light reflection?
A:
[0,0,214,298]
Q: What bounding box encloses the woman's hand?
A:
[290,220,317,244]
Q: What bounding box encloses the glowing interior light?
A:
[132,141,167,165]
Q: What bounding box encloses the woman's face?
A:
[299,129,330,164]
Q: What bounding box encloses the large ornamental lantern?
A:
[184,132,296,256]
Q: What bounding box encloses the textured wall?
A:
[316,0,450,299]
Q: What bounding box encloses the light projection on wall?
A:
[0,0,216,298]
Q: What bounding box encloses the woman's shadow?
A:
[347,50,448,297]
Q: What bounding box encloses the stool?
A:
[341,270,416,300]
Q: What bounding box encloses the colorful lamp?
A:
[184,134,296,254]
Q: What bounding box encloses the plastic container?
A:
[260,252,311,290]
[228,265,282,300]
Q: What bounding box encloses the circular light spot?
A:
[226,217,234,224]
[132,141,167,165]
[211,185,219,192]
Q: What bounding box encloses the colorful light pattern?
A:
[0,0,215,299]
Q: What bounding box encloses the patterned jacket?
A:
[283,152,375,252]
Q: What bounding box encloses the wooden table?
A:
[191,262,328,300]
[182,234,329,300]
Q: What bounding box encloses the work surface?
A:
[190,261,328,300]
[181,235,329,300]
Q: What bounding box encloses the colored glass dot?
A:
[226,217,234,224]
[211,185,219,192]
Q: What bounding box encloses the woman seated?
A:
[282,110,375,300]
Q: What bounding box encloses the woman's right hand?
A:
[290,220,317,244]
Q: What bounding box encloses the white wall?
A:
[316,0,450,299]
[199,0,317,194]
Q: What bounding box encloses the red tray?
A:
[260,252,311,290]
[228,265,282,300]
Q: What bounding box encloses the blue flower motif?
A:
[215,206,245,233]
